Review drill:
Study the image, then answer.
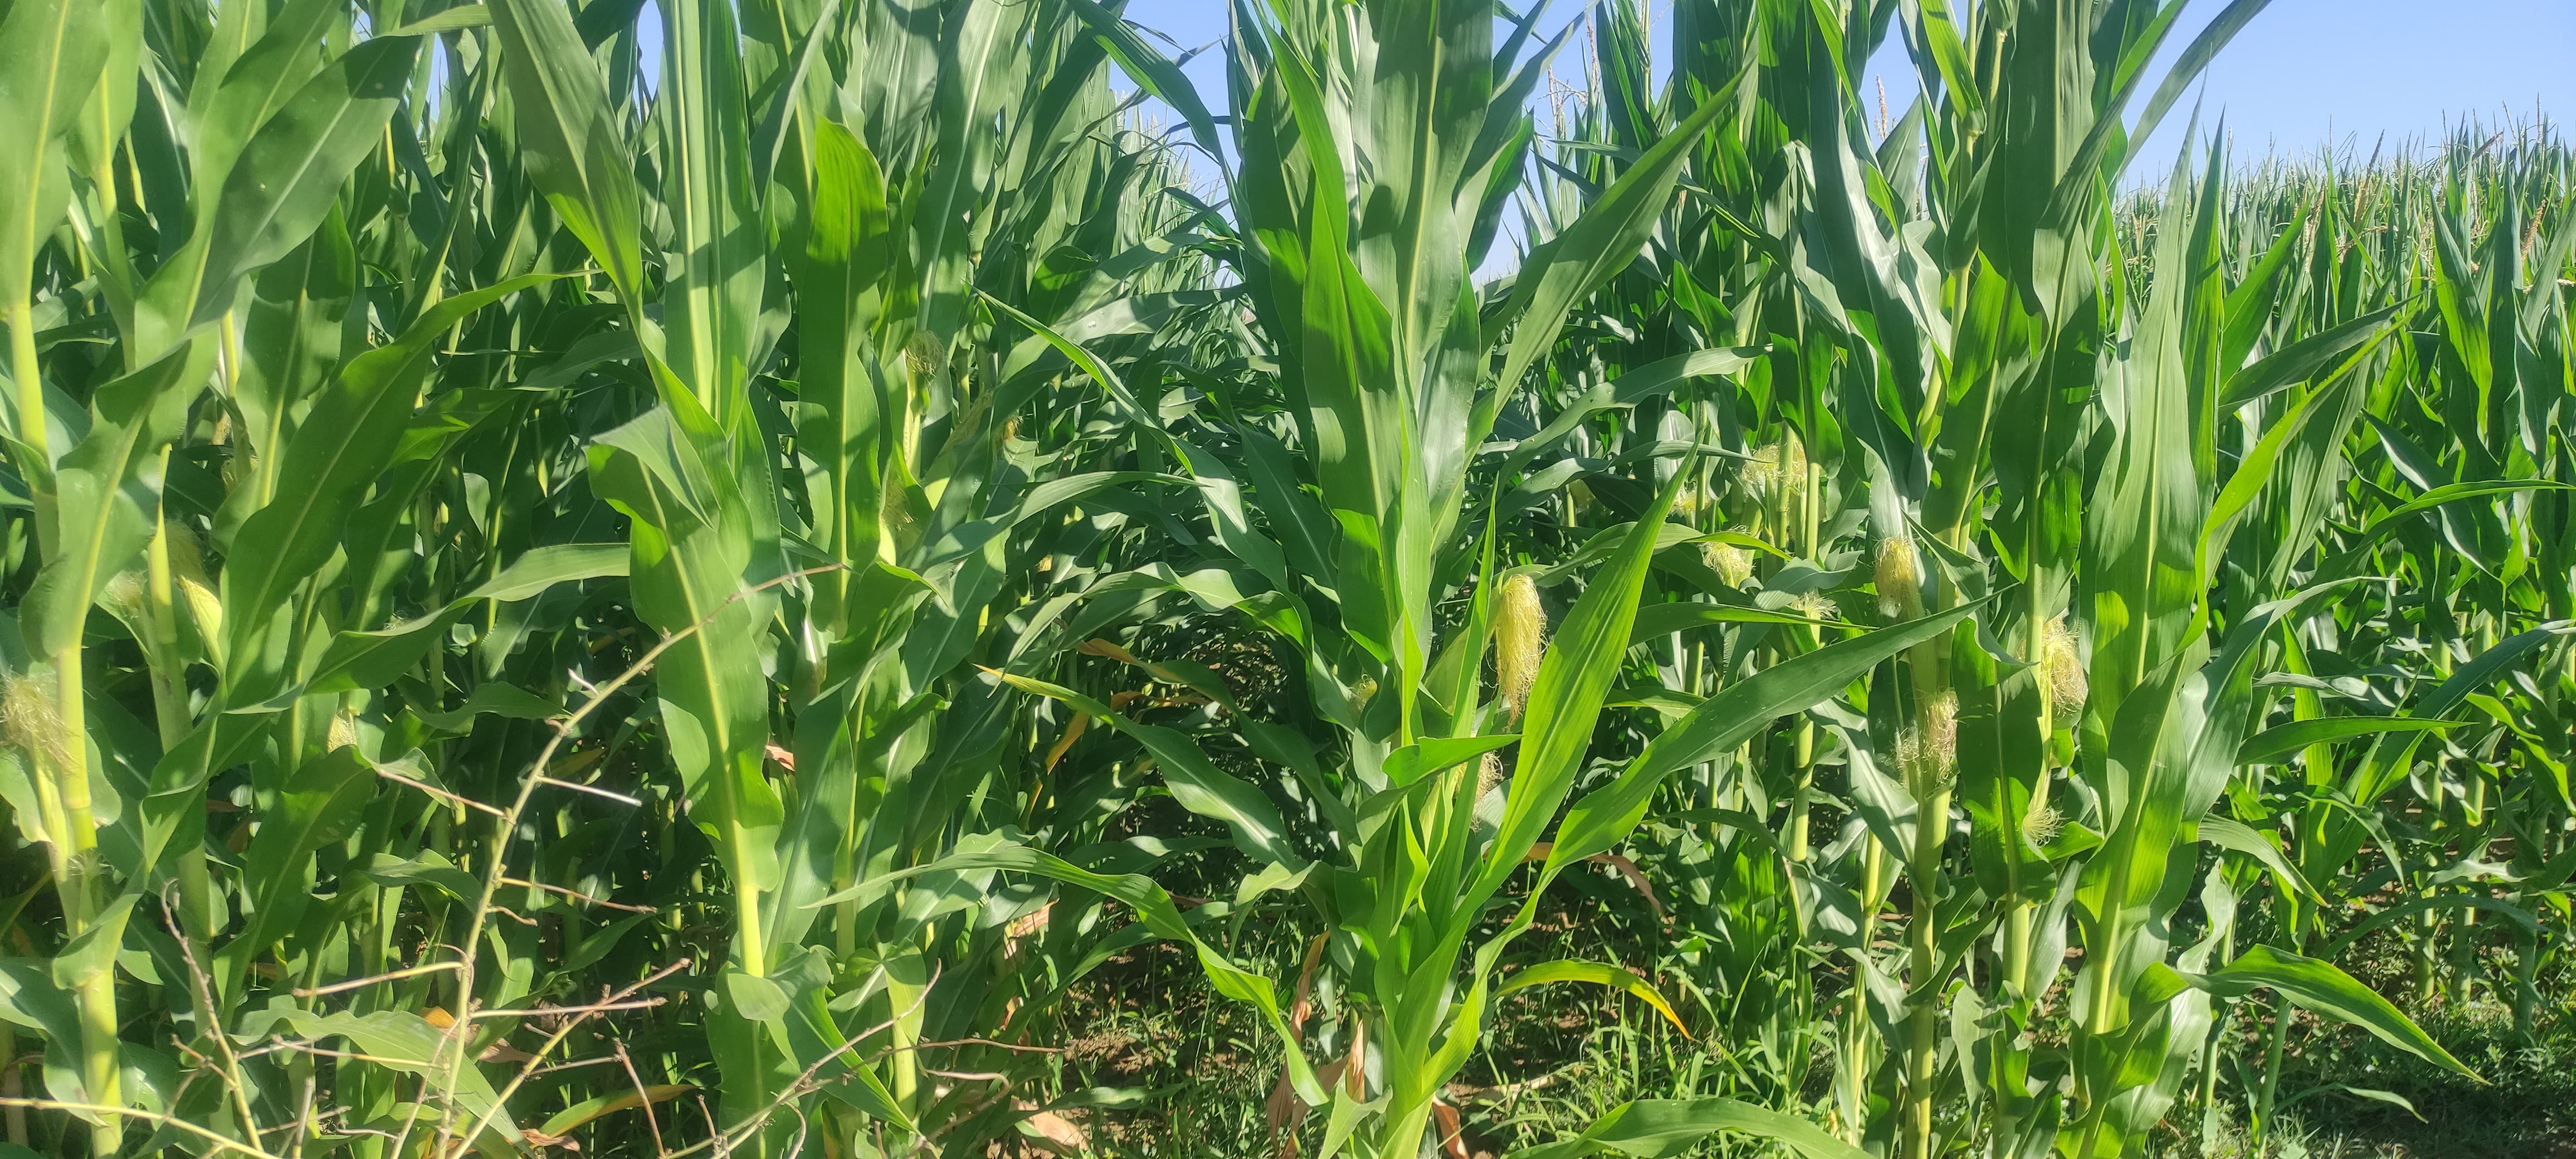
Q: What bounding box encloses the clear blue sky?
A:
[1115,0,2575,181]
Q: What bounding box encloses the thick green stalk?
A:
[1788,455,1825,864]
[7,302,42,484]
[2001,583,2053,1000]
[2514,921,2541,1044]
[143,474,213,948]
[50,647,121,1158]
[2252,990,2292,1143]
[1902,781,1951,1159]
[2072,1010,2167,1159]
[1895,552,1948,1159]
[1843,834,1888,1144]
[884,950,927,1111]
[141,464,188,741]
[0,1022,19,1147]
[2413,905,2440,1004]
[1786,719,1817,863]
[2194,1005,2233,1151]
[2452,771,2486,1002]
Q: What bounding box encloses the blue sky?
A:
[1115,0,2575,181]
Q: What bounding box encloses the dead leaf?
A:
[1018,1108,1086,1155]
[1432,1099,1469,1159]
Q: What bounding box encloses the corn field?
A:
[0,0,2569,1155]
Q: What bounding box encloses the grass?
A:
[2221,956,2576,1158]
[1043,927,2576,1159]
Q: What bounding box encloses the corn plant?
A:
[0,1,2568,1157]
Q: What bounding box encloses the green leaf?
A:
[1506,1096,1867,1159]
[0,0,114,319]
[1495,960,1690,1039]
[214,747,379,991]
[1061,0,1224,166]
[1548,601,1977,878]
[2196,944,2478,1080]
[414,684,567,733]
[792,119,892,621]
[2317,894,2541,961]
[1487,93,1735,406]
[2236,717,2462,767]
[2195,815,2322,903]
[2353,625,2569,802]
[2218,303,2402,408]
[1382,734,1520,791]
[980,291,1159,427]
[995,673,1300,870]
[2282,1084,2421,1120]
[362,851,485,902]
[1495,348,1763,476]
[537,1083,696,1139]
[176,33,427,336]
[386,5,493,36]
[185,0,348,198]
[18,341,211,656]
[490,0,647,300]
[0,960,85,1100]
[0,0,110,143]
[1628,600,1833,645]
[807,839,1326,1106]
[1468,470,1691,907]
[914,0,1024,339]
[2319,481,2576,581]
[232,1006,518,1142]
[51,894,135,992]
[652,0,767,416]
[219,274,556,702]
[725,970,791,1022]
[2121,0,2280,178]
[300,543,628,696]
[2197,371,2359,587]
[1640,602,1978,785]
[2084,143,2208,723]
